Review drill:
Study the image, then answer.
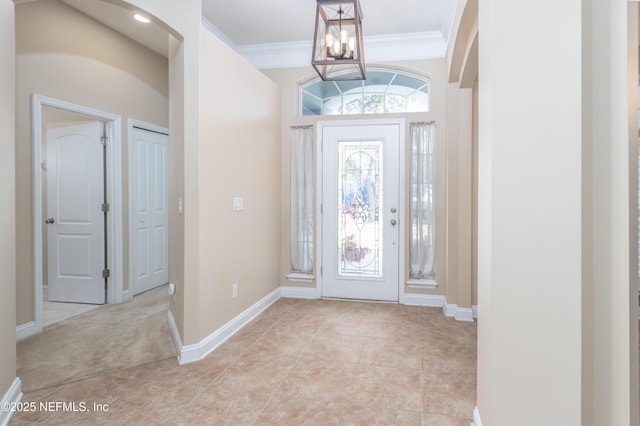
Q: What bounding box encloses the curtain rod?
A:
[290,125,314,129]
[410,120,436,126]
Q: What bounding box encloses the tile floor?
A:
[11,298,477,425]
[42,300,100,328]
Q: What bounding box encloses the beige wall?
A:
[471,80,478,307]
[446,0,479,312]
[122,0,202,347]
[15,0,169,325]
[263,60,450,298]
[196,27,281,340]
[477,0,583,421]
[0,0,16,403]
[476,0,639,424]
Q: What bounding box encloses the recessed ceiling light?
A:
[134,14,150,24]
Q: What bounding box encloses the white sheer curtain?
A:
[410,122,436,279]
[290,126,314,274]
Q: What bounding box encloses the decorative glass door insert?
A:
[338,140,383,278]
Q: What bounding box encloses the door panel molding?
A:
[47,122,105,303]
[128,119,169,297]
[30,94,123,337]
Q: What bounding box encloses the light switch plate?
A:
[232,197,244,211]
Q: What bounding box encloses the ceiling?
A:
[59,0,458,65]
[202,0,457,46]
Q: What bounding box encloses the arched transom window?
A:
[300,69,430,116]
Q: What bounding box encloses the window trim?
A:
[299,68,431,116]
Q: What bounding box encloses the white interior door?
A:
[321,121,401,301]
[47,122,105,304]
[131,126,169,295]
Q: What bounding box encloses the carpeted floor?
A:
[17,285,177,393]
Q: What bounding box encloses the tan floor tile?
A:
[422,413,474,426]
[12,300,481,426]
[332,300,378,315]
[360,337,421,370]
[422,342,476,374]
[422,370,476,418]
[422,320,477,347]
[186,384,272,424]
[279,359,359,403]
[303,333,367,363]
[11,374,133,424]
[106,357,176,382]
[218,324,268,354]
[145,349,237,387]
[340,404,422,425]
[374,304,421,322]
[348,365,422,411]
[254,391,342,425]
[212,351,297,392]
[367,320,421,342]
[116,380,206,415]
[320,316,374,337]
[251,327,316,356]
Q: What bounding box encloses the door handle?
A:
[45,218,55,224]
[390,219,397,226]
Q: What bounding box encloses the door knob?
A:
[45,218,55,224]
[390,219,397,226]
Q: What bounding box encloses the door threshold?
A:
[321,297,399,304]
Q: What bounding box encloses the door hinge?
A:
[101,203,110,213]
[320,266,323,277]
[102,269,110,279]
[101,135,108,146]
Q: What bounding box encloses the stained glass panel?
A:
[337,140,383,278]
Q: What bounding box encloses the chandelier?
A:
[311,0,365,81]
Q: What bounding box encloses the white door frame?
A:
[315,119,406,303]
[127,119,169,301]
[31,94,124,334]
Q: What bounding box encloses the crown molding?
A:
[200,18,447,69]
[201,16,239,52]
[234,31,447,69]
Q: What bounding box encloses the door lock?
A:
[45,218,55,224]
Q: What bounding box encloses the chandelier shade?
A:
[311,0,365,81]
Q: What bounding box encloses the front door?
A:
[131,126,169,295]
[321,120,402,301]
[46,122,105,304]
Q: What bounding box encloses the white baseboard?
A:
[122,289,131,302]
[166,310,183,364]
[444,304,475,322]
[166,287,479,366]
[0,378,23,426]
[16,321,40,341]
[172,287,281,365]
[280,286,320,299]
[404,294,478,321]
[403,293,446,307]
[472,406,482,426]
